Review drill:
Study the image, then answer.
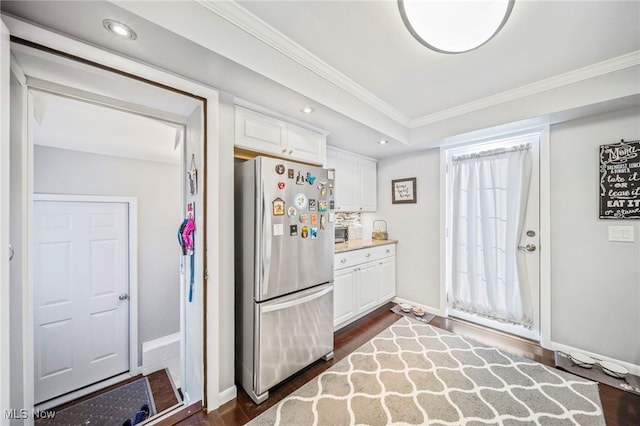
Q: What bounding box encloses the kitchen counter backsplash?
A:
[334,238,397,253]
[335,211,360,227]
[335,212,363,240]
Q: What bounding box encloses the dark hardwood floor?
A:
[177,303,640,426]
[148,369,182,413]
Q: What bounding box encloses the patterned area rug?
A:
[37,377,156,426]
[249,317,604,425]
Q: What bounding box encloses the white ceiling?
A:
[32,91,183,164]
[237,0,639,120]
[2,0,639,159]
[9,43,200,164]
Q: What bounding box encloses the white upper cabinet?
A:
[358,158,377,211]
[326,148,358,211]
[326,146,377,212]
[235,106,286,155]
[235,105,327,165]
[286,124,326,164]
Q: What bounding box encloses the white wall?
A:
[549,106,640,365]
[33,145,182,362]
[365,106,640,368]
[216,93,236,400]
[362,148,441,313]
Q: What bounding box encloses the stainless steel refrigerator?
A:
[235,156,334,404]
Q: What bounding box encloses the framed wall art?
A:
[392,177,417,204]
[599,139,640,219]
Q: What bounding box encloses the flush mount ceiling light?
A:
[300,106,315,114]
[103,19,137,40]
[398,0,514,54]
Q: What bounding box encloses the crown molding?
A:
[197,0,411,127]
[408,50,640,129]
[197,1,639,134]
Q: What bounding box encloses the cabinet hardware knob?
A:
[385,249,390,253]
[118,293,129,300]
[340,258,347,263]
[288,150,293,155]
[365,253,371,258]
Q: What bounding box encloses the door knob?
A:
[518,244,537,252]
[118,293,129,300]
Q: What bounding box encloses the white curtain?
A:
[450,143,533,329]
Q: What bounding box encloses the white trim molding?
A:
[3,15,229,413]
[411,51,640,128]
[197,0,410,127]
[550,341,640,377]
[392,296,444,317]
[197,1,640,134]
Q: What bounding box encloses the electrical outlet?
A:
[608,225,635,242]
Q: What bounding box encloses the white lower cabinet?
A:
[333,266,357,326]
[333,244,396,329]
[379,257,396,302]
[356,262,380,313]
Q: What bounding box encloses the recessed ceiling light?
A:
[300,106,315,114]
[103,19,137,40]
[378,139,389,145]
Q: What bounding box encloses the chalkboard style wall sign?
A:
[600,139,640,219]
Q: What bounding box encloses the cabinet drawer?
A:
[334,244,395,269]
[334,250,364,269]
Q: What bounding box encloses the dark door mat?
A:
[555,350,640,396]
[391,303,435,324]
[36,377,156,425]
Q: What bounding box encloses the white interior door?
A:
[446,134,540,340]
[33,199,130,403]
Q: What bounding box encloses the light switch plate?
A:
[608,225,635,242]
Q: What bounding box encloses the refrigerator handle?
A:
[261,179,272,296]
[261,285,332,313]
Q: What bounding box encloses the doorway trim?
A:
[3,13,225,414]
[439,125,551,347]
[32,194,138,408]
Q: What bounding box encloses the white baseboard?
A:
[550,341,640,377]
[217,385,237,408]
[392,296,444,317]
[142,332,181,376]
